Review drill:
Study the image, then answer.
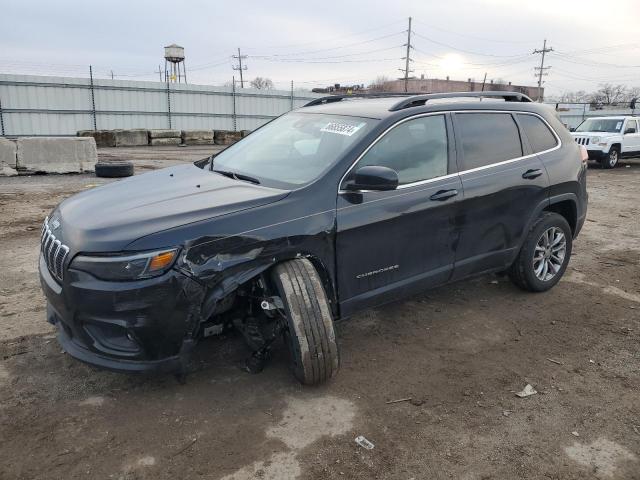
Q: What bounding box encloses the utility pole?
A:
[481,72,487,92]
[232,48,248,88]
[533,39,553,102]
[398,16,414,93]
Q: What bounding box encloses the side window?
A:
[629,120,639,133]
[517,113,559,153]
[351,115,448,185]
[456,113,523,170]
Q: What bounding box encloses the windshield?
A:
[575,118,624,133]
[210,112,377,189]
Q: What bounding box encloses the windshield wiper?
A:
[212,169,261,185]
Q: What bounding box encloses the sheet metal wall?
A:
[0,74,320,136]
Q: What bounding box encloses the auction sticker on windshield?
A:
[321,122,366,136]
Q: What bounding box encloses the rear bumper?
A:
[39,254,204,373]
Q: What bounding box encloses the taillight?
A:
[579,145,588,166]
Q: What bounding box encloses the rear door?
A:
[336,113,462,316]
[450,111,551,280]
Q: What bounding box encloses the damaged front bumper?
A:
[39,253,205,373]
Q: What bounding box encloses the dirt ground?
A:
[0,147,638,480]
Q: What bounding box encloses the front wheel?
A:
[272,259,339,385]
[602,147,619,169]
[508,212,572,292]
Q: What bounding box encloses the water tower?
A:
[164,44,187,83]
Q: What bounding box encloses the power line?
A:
[412,30,530,58]
[533,39,553,103]
[250,18,407,50]
[246,31,405,59]
[411,18,540,45]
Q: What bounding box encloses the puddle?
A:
[221,395,356,480]
[565,272,640,304]
[267,395,356,450]
[564,438,637,478]
[220,451,299,480]
[0,363,9,384]
[79,396,105,407]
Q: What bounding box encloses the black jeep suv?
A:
[39,91,588,384]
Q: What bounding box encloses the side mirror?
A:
[569,127,576,132]
[624,127,636,134]
[345,165,399,191]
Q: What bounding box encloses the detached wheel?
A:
[602,147,619,169]
[272,258,339,385]
[95,161,134,178]
[509,212,572,292]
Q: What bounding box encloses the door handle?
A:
[522,169,543,180]
[430,189,458,201]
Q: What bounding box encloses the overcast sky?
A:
[3,0,639,97]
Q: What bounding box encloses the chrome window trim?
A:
[455,110,562,176]
[338,110,561,193]
[338,112,449,194]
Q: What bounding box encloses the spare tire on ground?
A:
[94,161,134,178]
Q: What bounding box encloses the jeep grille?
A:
[41,217,70,282]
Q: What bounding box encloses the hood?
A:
[571,131,617,138]
[55,164,289,253]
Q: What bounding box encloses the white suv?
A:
[571,116,640,168]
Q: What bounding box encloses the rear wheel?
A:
[602,147,619,169]
[509,212,572,292]
[272,259,339,385]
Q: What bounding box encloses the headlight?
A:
[71,249,178,281]
[591,136,600,144]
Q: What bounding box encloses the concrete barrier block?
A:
[0,162,18,177]
[148,129,181,139]
[214,130,243,145]
[0,137,17,168]
[114,129,148,147]
[17,137,97,173]
[78,130,117,148]
[150,137,182,146]
[181,130,214,145]
[240,130,252,138]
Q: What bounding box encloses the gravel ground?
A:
[0,147,638,480]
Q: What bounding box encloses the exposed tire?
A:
[94,161,134,178]
[272,258,339,385]
[508,212,572,292]
[602,147,619,169]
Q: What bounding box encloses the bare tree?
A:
[558,90,590,103]
[368,75,392,92]
[591,83,627,105]
[250,77,274,90]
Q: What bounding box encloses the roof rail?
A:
[388,91,533,111]
[303,93,420,107]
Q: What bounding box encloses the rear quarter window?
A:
[456,113,523,171]
[517,113,558,153]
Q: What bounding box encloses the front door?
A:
[622,119,640,155]
[336,113,461,316]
